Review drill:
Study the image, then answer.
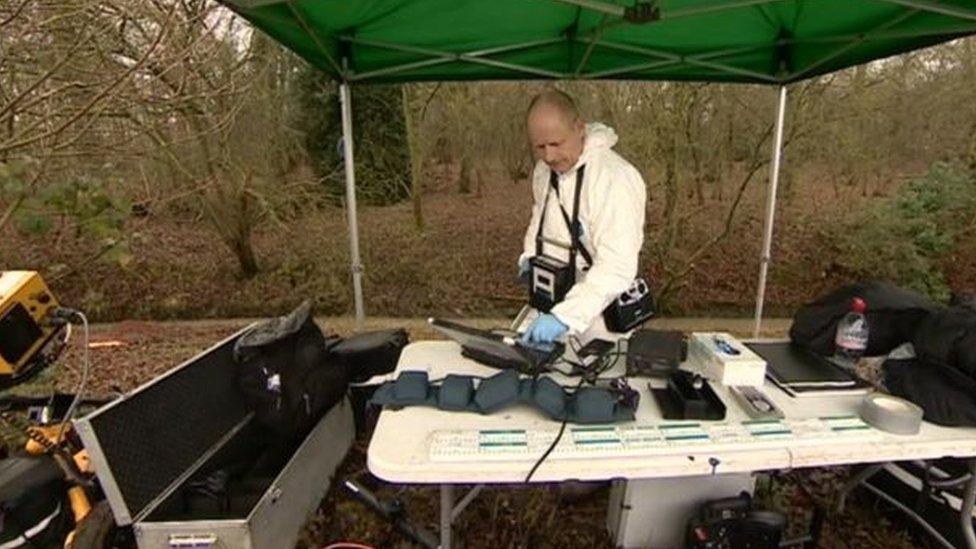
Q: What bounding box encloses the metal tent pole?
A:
[753,85,787,338]
[340,79,366,329]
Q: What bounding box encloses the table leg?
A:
[452,484,484,521]
[441,484,454,549]
[836,463,884,513]
[961,459,976,549]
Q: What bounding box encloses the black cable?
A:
[524,378,585,483]
[583,339,625,383]
[555,336,626,382]
[567,335,584,357]
[524,416,568,483]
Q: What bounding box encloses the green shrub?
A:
[833,162,975,301]
[4,169,133,269]
[292,67,412,207]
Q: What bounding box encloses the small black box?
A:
[651,370,726,421]
[627,329,686,377]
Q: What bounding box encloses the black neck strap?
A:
[534,165,592,269]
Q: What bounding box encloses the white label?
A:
[168,534,217,548]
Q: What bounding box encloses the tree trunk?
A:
[232,192,259,278]
[459,155,472,194]
[693,173,706,206]
[402,86,425,230]
[233,238,259,278]
[662,141,679,251]
[967,121,976,173]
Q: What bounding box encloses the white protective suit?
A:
[519,122,647,336]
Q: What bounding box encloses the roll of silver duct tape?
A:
[860,393,924,435]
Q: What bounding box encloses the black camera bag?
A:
[234,301,347,440]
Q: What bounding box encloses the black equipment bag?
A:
[331,329,409,383]
[883,357,976,427]
[950,291,976,311]
[0,456,71,547]
[684,492,785,549]
[603,277,655,332]
[331,329,410,435]
[789,281,938,356]
[879,296,976,427]
[911,306,976,379]
[234,301,348,440]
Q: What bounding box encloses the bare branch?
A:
[0,0,32,28]
[0,25,91,121]
[0,3,177,154]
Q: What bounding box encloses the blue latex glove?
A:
[521,314,568,345]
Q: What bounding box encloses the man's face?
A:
[527,107,585,175]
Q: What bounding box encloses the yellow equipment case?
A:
[0,271,61,386]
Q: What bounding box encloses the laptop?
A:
[428,318,564,373]
[744,341,871,398]
[744,341,856,386]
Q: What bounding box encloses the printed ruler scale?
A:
[429,416,878,462]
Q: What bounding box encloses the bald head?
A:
[526,90,585,174]
[526,90,581,129]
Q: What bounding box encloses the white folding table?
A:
[367,340,976,548]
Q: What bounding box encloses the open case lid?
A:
[74,327,252,525]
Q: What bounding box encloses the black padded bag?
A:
[912,307,976,379]
[234,301,348,440]
[0,456,71,547]
[341,329,409,436]
[950,291,976,311]
[789,281,938,356]
[331,329,409,383]
[883,357,976,427]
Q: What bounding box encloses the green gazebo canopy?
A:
[217,0,976,334]
[220,0,976,84]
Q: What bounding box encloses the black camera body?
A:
[685,493,785,549]
[528,254,575,313]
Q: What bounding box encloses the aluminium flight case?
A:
[74,327,354,549]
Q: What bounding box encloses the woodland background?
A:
[4,0,976,322]
[5,5,973,546]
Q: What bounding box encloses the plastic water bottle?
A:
[834,297,869,369]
